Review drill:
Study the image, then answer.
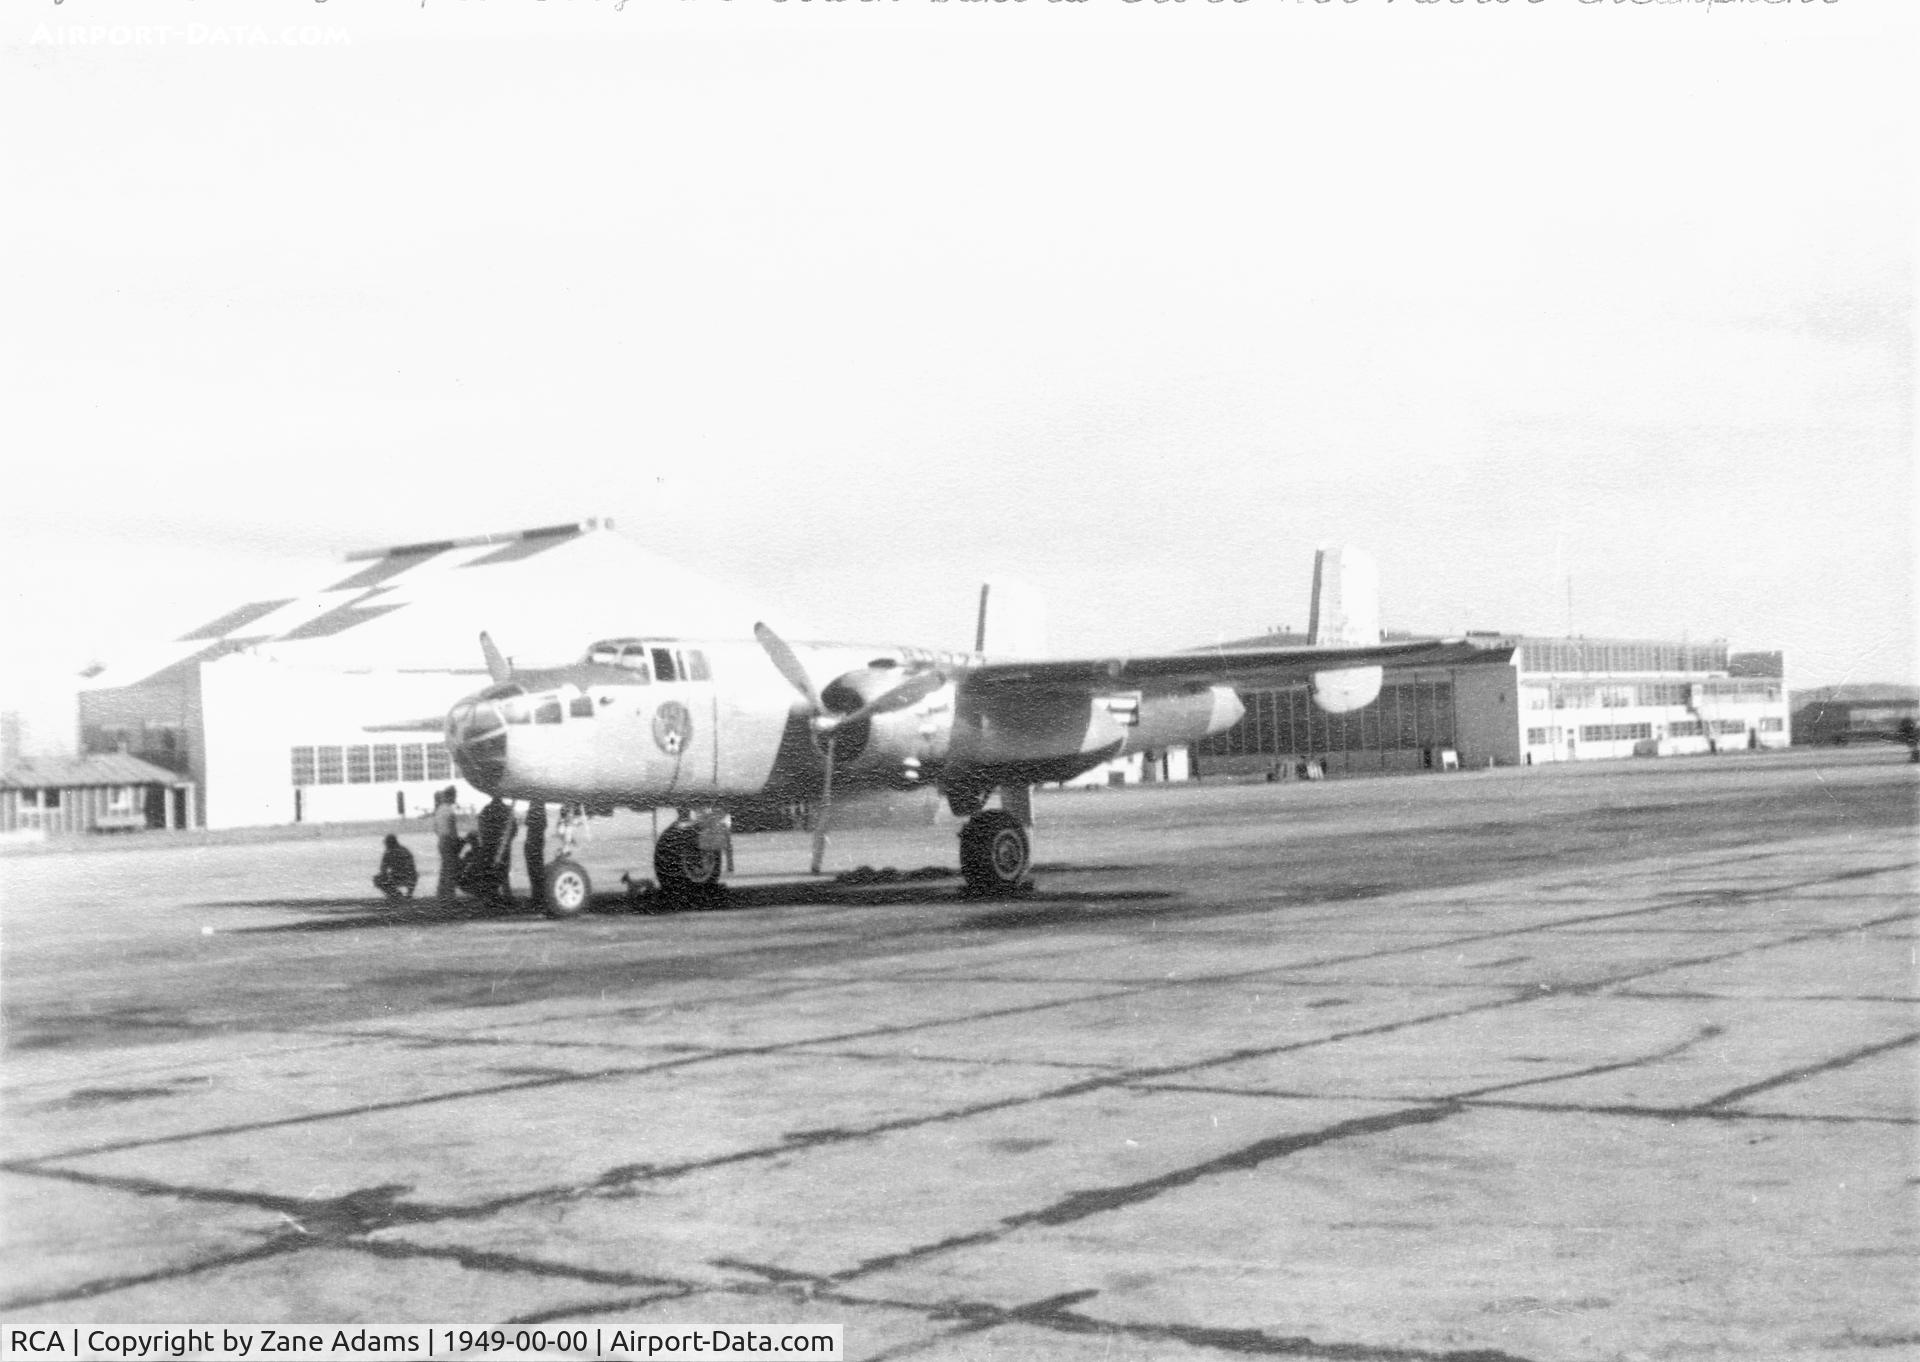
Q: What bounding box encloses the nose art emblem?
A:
[652,701,693,757]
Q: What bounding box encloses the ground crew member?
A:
[432,787,461,904]
[524,801,548,909]
[477,795,517,908]
[373,834,418,903]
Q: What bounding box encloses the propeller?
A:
[480,632,512,686]
[753,622,945,873]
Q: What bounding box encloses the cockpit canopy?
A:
[582,639,710,684]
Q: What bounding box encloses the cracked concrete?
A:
[2,749,1915,1360]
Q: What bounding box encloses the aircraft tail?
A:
[974,578,1048,658]
[1307,546,1384,713]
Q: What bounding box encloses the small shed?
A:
[0,754,197,834]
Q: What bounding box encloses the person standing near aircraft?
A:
[432,787,461,904]
[477,794,517,908]
[523,800,547,910]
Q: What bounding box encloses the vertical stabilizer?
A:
[1307,546,1381,647]
[1307,546,1384,714]
[974,579,1048,658]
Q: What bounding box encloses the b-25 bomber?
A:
[443,548,1472,914]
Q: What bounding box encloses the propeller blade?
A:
[810,733,836,874]
[480,632,512,686]
[814,669,946,734]
[754,622,822,710]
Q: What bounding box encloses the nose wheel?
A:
[959,810,1031,897]
[543,859,593,918]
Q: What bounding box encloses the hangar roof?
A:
[83,520,769,692]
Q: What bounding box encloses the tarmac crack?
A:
[1694,1030,1920,1110]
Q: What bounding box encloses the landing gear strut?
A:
[959,809,1031,897]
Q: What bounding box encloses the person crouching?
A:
[374,834,419,903]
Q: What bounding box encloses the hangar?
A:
[1193,633,1790,776]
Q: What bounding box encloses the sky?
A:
[2,0,1913,751]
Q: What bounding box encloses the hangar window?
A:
[372,745,399,782]
[534,696,563,724]
[426,745,452,779]
[569,696,595,719]
[401,745,426,781]
[291,746,316,786]
[346,746,372,783]
[316,746,344,784]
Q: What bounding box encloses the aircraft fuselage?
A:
[445,635,1245,815]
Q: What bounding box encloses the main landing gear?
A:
[958,809,1032,897]
[654,820,726,908]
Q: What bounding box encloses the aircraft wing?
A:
[957,637,1495,694]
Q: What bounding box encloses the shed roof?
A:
[0,753,183,789]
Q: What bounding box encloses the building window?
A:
[1712,719,1747,735]
[1668,720,1703,737]
[291,746,316,786]
[346,746,372,783]
[316,746,344,784]
[1579,723,1652,743]
[372,745,399,783]
[401,745,426,781]
[1759,717,1784,733]
[426,744,452,779]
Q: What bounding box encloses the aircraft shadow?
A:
[199,875,1180,933]
[203,898,556,933]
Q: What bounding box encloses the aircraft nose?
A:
[447,696,509,792]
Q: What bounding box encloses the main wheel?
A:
[654,825,723,904]
[544,859,593,918]
[959,810,1030,897]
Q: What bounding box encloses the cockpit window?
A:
[503,696,532,725]
[651,647,677,682]
[533,696,563,724]
[616,645,652,681]
[587,643,621,666]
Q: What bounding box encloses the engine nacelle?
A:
[819,665,953,781]
[1311,665,1383,714]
